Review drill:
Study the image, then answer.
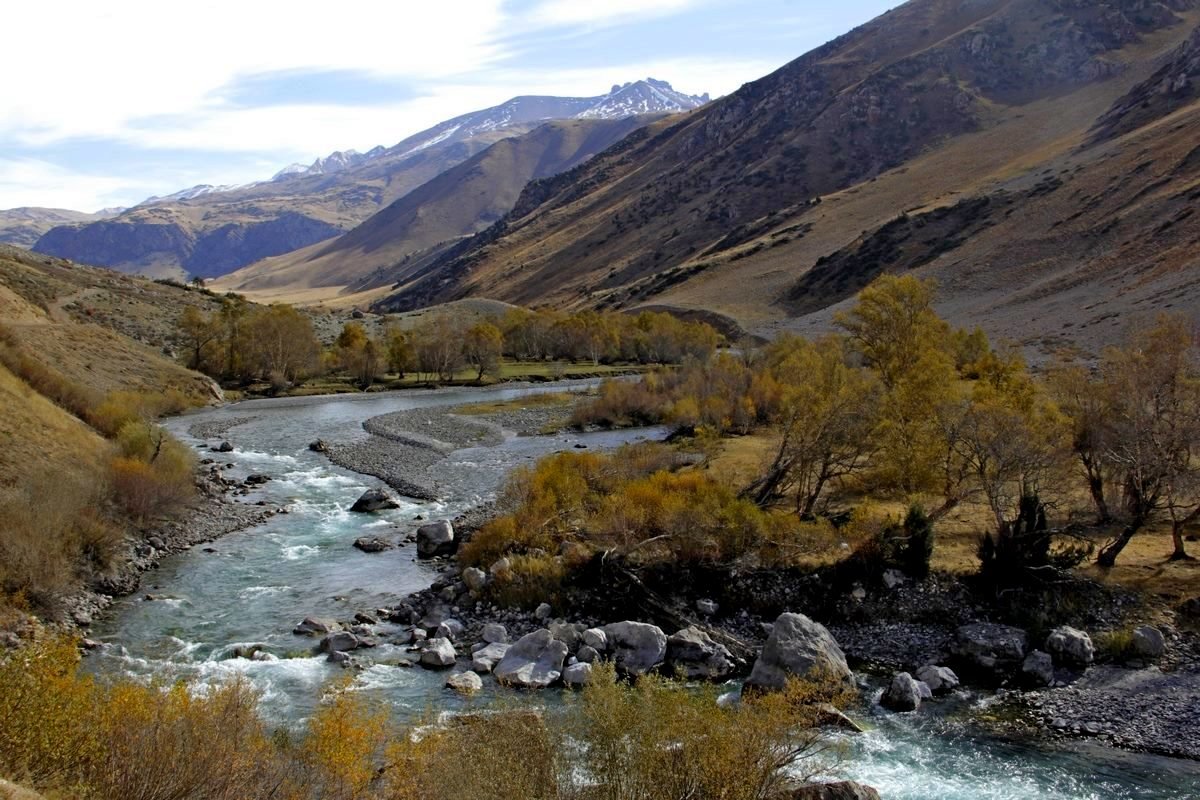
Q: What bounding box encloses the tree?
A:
[747,336,879,517]
[384,324,414,378]
[836,275,958,494]
[336,322,383,389]
[244,304,320,386]
[218,297,251,382]
[947,351,1071,532]
[177,307,220,373]
[1048,364,1116,524]
[1096,315,1200,566]
[463,321,503,382]
[412,316,465,383]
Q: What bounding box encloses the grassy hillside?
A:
[215,117,659,305]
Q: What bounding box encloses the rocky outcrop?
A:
[494,629,568,688]
[601,621,668,676]
[745,613,853,691]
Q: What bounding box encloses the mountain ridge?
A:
[30,79,708,280]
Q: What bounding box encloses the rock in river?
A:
[446,671,483,695]
[420,637,457,669]
[353,536,392,553]
[745,612,853,691]
[494,629,568,688]
[350,488,400,513]
[880,671,923,712]
[915,664,960,695]
[294,617,340,636]
[787,781,882,800]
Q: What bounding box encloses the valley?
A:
[2,1,1200,798]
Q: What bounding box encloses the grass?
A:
[454,392,578,416]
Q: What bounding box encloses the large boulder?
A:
[416,520,455,558]
[293,617,340,636]
[915,664,960,695]
[470,642,510,673]
[1131,625,1165,660]
[1021,650,1054,687]
[666,626,735,680]
[952,623,1028,675]
[601,621,668,676]
[350,488,399,513]
[745,613,853,691]
[419,637,457,669]
[494,629,568,688]
[1045,626,1094,667]
[880,672,923,712]
[787,782,882,800]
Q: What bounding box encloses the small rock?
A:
[321,631,359,653]
[446,671,483,695]
[563,661,593,688]
[550,621,580,650]
[602,621,668,676]
[244,473,270,485]
[666,626,734,680]
[1021,650,1054,687]
[576,644,599,663]
[462,567,487,593]
[481,623,508,644]
[1131,625,1165,659]
[308,439,328,452]
[435,619,465,641]
[914,664,959,695]
[293,617,340,636]
[882,569,907,589]
[212,441,234,453]
[696,598,719,616]
[353,536,392,553]
[581,627,607,651]
[534,602,552,621]
[147,536,166,551]
[470,642,510,673]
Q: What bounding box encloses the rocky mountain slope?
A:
[215,115,661,303]
[31,80,708,282]
[372,0,1200,360]
[0,207,118,249]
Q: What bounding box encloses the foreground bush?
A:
[0,639,846,800]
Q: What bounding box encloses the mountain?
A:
[0,207,120,249]
[215,115,662,303]
[31,79,708,281]
[372,0,1200,359]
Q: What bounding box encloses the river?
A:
[88,384,1200,799]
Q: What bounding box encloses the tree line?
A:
[177,302,721,391]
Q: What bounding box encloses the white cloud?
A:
[525,0,701,27]
[0,1,510,147]
[0,159,159,212]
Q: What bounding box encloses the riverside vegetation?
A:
[3,273,1199,797]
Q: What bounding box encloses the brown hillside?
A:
[373,0,1199,359]
[216,116,657,303]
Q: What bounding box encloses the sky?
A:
[0,0,898,212]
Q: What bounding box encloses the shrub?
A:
[108,437,195,522]
[1093,628,1139,663]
